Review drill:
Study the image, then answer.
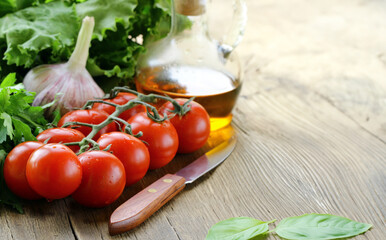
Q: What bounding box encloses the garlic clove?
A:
[32,63,104,117]
[23,16,105,119]
[23,63,64,94]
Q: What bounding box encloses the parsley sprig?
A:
[0,73,51,212]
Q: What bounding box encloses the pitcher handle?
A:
[219,0,248,59]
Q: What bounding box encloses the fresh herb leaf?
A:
[0,149,24,213]
[0,72,16,87]
[0,73,47,151]
[206,217,274,240]
[50,109,61,126]
[12,117,37,143]
[208,214,372,240]
[274,213,372,240]
[1,112,13,138]
[0,73,50,212]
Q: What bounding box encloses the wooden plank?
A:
[66,178,182,240]
[234,0,386,142]
[141,59,385,239]
[2,0,385,239]
[0,211,13,240]
[0,201,76,240]
[65,130,232,239]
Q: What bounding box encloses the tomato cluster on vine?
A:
[3,89,210,208]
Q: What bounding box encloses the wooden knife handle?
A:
[109,174,186,235]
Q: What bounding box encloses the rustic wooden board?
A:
[1,0,385,239]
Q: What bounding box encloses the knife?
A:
[109,135,237,235]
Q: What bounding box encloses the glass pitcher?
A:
[135,0,247,131]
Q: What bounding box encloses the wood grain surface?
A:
[1,0,385,239]
[109,174,186,235]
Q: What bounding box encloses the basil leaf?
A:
[274,213,372,240]
[206,217,274,240]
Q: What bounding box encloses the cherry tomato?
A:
[36,128,85,153]
[58,109,117,140]
[127,112,178,170]
[97,132,150,186]
[159,99,210,153]
[26,143,82,200]
[92,92,146,128]
[3,141,44,200]
[71,151,126,208]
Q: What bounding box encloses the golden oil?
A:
[135,65,242,131]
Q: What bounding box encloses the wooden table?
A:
[1,0,385,239]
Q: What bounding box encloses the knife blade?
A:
[108,135,237,235]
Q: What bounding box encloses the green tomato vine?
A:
[61,86,192,155]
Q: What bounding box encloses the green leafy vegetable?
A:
[0,72,51,212]
[274,213,372,240]
[0,72,48,151]
[206,214,372,240]
[0,149,24,213]
[0,1,79,68]
[206,217,274,240]
[0,0,40,18]
[0,0,177,84]
[75,0,137,41]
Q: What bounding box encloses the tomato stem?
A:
[61,121,95,128]
[64,86,190,154]
[82,99,119,109]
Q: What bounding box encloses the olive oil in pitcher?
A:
[135,0,247,131]
[136,65,242,130]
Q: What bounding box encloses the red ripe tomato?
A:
[159,99,210,153]
[58,109,117,140]
[127,112,178,170]
[26,143,82,200]
[3,141,44,200]
[92,93,146,128]
[97,132,150,186]
[36,128,85,153]
[72,151,126,208]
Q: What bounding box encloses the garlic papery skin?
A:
[32,63,104,117]
[23,63,62,94]
[23,16,103,119]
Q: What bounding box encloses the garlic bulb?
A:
[23,16,104,119]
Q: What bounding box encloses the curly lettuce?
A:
[0,0,174,84]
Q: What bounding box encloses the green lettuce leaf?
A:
[0,1,79,68]
[87,22,144,79]
[0,0,16,18]
[0,0,175,83]
[75,0,137,41]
